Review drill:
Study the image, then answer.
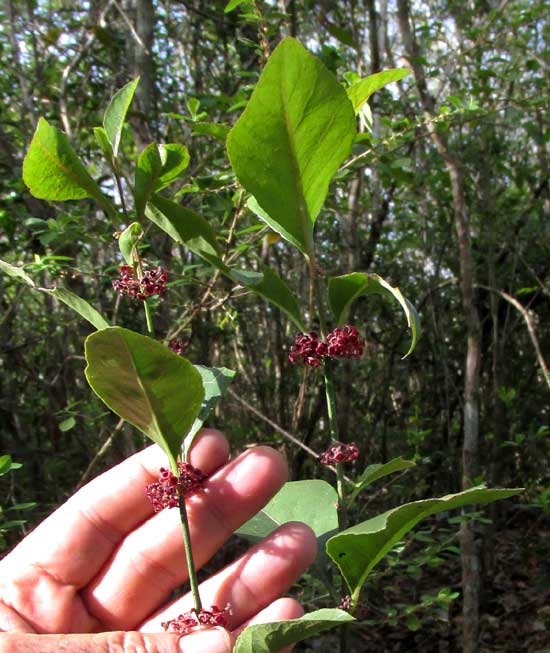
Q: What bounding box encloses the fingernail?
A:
[179,626,232,653]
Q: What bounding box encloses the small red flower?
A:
[145,462,207,512]
[288,332,326,367]
[112,265,168,300]
[319,442,359,465]
[325,326,363,359]
[161,605,232,634]
[168,339,188,355]
[289,325,364,367]
[338,595,368,619]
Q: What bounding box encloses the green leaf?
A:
[346,68,410,113]
[236,480,338,555]
[234,609,354,653]
[93,126,114,164]
[43,287,110,330]
[224,0,249,12]
[135,144,190,218]
[104,77,140,157]
[85,327,204,471]
[246,196,302,252]
[147,198,304,331]
[59,416,76,432]
[349,457,416,503]
[0,455,14,476]
[191,122,230,142]
[326,486,523,600]
[0,263,108,330]
[0,259,35,287]
[328,272,420,357]
[227,37,355,255]
[146,195,226,270]
[186,97,201,118]
[118,222,143,265]
[23,118,107,205]
[6,502,36,512]
[183,366,236,459]
[135,143,163,220]
[323,20,358,48]
[233,266,306,332]
[155,144,190,190]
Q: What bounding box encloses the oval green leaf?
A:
[0,259,35,287]
[327,486,523,601]
[23,118,107,205]
[346,68,410,113]
[328,272,420,357]
[85,327,204,470]
[93,126,114,165]
[146,195,226,270]
[232,267,306,332]
[118,222,143,265]
[155,144,190,190]
[0,455,15,476]
[236,480,338,558]
[348,456,416,504]
[104,77,140,157]
[59,416,76,432]
[227,37,356,255]
[234,609,354,653]
[135,143,163,219]
[43,287,110,330]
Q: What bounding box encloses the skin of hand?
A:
[0,429,317,652]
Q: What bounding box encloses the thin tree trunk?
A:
[132,0,155,146]
[396,3,482,651]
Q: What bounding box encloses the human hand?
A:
[0,430,316,652]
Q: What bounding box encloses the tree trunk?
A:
[132,0,155,146]
[396,3,482,651]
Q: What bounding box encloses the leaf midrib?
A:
[120,332,173,468]
[279,47,312,256]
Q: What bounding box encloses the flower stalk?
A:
[178,493,203,613]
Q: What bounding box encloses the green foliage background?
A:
[0,0,548,649]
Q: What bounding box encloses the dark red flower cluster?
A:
[288,332,327,367]
[338,595,368,619]
[161,605,231,634]
[112,265,168,300]
[145,462,207,512]
[319,442,359,465]
[168,339,188,355]
[325,325,363,358]
[288,326,363,367]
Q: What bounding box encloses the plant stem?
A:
[114,167,129,221]
[144,299,154,335]
[308,260,348,525]
[339,623,349,653]
[324,361,348,529]
[178,495,202,613]
[307,256,350,653]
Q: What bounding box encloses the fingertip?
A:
[178,626,232,653]
[263,597,304,621]
[243,445,289,486]
[279,521,318,567]
[188,429,230,474]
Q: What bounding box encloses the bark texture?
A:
[396,2,482,651]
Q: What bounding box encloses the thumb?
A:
[0,628,232,653]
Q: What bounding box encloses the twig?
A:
[112,0,147,49]
[478,285,550,393]
[228,388,352,483]
[75,418,124,489]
